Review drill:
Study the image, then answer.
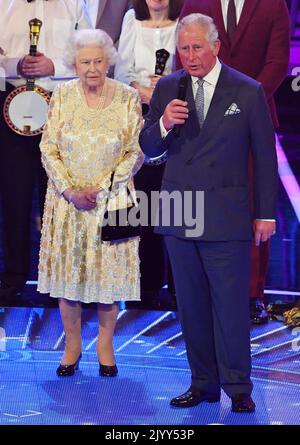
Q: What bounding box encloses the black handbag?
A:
[101,171,141,243]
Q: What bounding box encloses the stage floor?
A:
[0,307,299,426]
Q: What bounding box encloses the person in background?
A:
[84,0,132,47]
[139,13,278,413]
[85,0,132,77]
[115,0,183,105]
[38,29,144,377]
[177,0,290,324]
[0,0,92,305]
[286,0,300,37]
[114,0,183,299]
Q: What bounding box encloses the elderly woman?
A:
[37,29,144,377]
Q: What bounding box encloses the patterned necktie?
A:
[195,78,205,128]
[227,0,237,45]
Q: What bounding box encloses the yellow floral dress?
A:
[37,79,144,303]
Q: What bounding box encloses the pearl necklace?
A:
[82,79,107,112]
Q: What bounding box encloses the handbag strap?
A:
[104,170,134,211]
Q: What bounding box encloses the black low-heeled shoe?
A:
[56,353,82,377]
[99,363,118,377]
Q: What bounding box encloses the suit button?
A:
[209,162,215,167]
[186,160,192,165]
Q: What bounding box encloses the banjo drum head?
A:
[3,85,50,136]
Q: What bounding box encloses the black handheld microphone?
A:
[174,75,188,137]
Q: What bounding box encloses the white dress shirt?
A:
[84,0,100,28]
[220,0,245,29]
[0,0,92,91]
[114,9,178,87]
[190,58,222,118]
[160,58,222,137]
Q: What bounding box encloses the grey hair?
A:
[63,29,118,69]
[176,13,219,46]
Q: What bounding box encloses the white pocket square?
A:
[224,103,241,116]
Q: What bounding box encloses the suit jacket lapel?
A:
[231,0,260,49]
[210,0,230,49]
[96,0,108,27]
[182,74,201,145]
[185,64,239,163]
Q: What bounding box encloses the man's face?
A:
[178,24,220,78]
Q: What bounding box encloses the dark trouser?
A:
[134,163,166,292]
[0,84,48,289]
[248,153,270,300]
[249,240,270,300]
[165,235,253,397]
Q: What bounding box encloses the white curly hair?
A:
[63,29,118,69]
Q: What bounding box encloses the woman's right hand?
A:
[63,187,100,211]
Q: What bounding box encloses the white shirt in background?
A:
[220,0,245,29]
[114,9,178,87]
[84,0,100,28]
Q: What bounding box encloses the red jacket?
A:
[176,0,290,127]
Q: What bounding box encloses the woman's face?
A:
[145,0,170,14]
[75,46,109,89]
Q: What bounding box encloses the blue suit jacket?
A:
[139,64,278,241]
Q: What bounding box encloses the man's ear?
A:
[213,39,221,57]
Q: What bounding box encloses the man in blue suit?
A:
[139,13,278,412]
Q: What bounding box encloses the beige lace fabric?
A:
[38,79,144,303]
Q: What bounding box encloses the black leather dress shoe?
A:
[170,388,221,408]
[231,394,256,412]
[56,353,82,377]
[250,298,269,324]
[99,363,118,377]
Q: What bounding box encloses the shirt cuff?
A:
[159,116,172,139]
[2,57,20,78]
[255,219,276,222]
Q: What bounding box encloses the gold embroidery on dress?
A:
[38,79,144,303]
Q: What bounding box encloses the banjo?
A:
[143,48,170,166]
[3,18,51,137]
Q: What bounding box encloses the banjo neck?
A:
[143,49,170,166]
[26,18,42,91]
[26,78,36,91]
[26,35,39,91]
